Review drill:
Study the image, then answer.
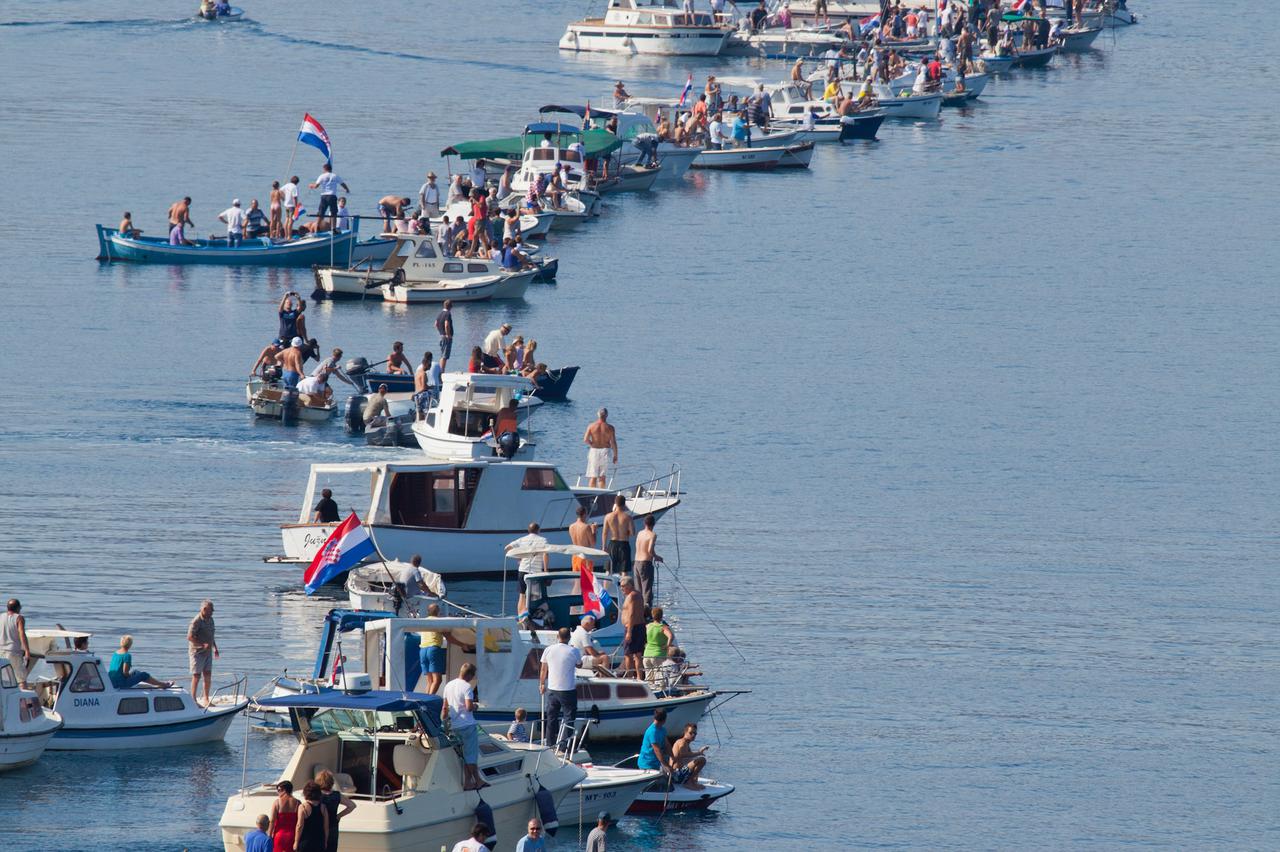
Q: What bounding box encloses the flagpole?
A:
[284,129,300,181]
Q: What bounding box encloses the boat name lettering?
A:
[74,697,100,707]
[303,532,331,548]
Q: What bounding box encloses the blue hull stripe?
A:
[54,708,241,739]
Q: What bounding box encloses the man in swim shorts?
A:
[582,408,618,489]
[278,337,307,389]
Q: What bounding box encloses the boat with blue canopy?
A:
[94,223,358,267]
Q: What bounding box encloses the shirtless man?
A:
[387,341,412,375]
[168,196,194,245]
[603,495,635,580]
[670,723,710,790]
[633,514,661,610]
[619,576,645,679]
[413,351,434,416]
[569,505,598,550]
[378,195,412,233]
[279,337,307,389]
[582,408,618,489]
[251,339,284,377]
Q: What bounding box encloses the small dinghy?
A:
[196,5,244,21]
[1010,45,1057,68]
[246,376,336,423]
[0,658,63,771]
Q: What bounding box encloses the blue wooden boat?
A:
[95,224,356,267]
[360,365,578,400]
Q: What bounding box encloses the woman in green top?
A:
[642,607,675,678]
[108,635,172,689]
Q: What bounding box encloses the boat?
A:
[838,110,888,141]
[1059,24,1104,51]
[25,629,247,750]
[0,657,63,771]
[411,372,539,461]
[530,365,578,401]
[851,82,942,120]
[220,691,585,852]
[1010,45,1057,68]
[978,53,1015,73]
[777,141,815,168]
[246,377,336,423]
[313,233,538,301]
[344,562,447,612]
[559,762,660,826]
[1098,2,1137,27]
[276,459,683,575]
[782,0,881,23]
[690,144,786,171]
[576,100,706,183]
[560,0,734,56]
[94,224,357,267]
[625,768,735,814]
[721,26,847,58]
[597,163,662,194]
[195,6,244,21]
[350,234,397,265]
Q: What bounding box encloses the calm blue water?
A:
[2,1,1277,849]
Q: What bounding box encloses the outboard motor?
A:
[344,395,367,434]
[497,431,518,459]
[345,356,371,394]
[280,388,300,426]
[263,364,283,384]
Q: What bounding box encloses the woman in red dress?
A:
[268,780,299,852]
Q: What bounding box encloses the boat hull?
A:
[0,725,61,771]
[246,380,336,422]
[560,24,731,56]
[839,112,887,141]
[1011,46,1057,68]
[560,768,658,827]
[48,701,244,750]
[351,237,396,265]
[1060,26,1103,51]
[878,93,942,120]
[653,146,701,182]
[627,778,735,814]
[95,225,355,267]
[777,142,815,169]
[691,146,786,170]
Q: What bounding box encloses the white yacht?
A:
[25,629,247,750]
[278,460,682,576]
[412,372,538,461]
[0,657,63,771]
[221,691,585,852]
[560,0,734,55]
[313,233,536,301]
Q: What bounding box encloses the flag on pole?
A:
[579,559,612,620]
[677,74,693,107]
[303,512,376,594]
[1010,0,1029,11]
[297,113,332,164]
[292,204,306,223]
[859,13,881,35]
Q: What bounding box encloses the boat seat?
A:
[311,763,357,794]
[392,742,432,791]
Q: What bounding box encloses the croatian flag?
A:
[303,512,376,594]
[292,204,306,223]
[859,13,880,35]
[677,74,693,107]
[297,113,332,164]
[579,560,613,620]
[1011,0,1029,11]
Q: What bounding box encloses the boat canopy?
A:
[508,543,609,561]
[256,690,444,714]
[539,104,624,119]
[441,128,623,160]
[1002,13,1046,21]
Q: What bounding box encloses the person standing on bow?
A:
[582,408,618,489]
[309,163,349,232]
[603,495,634,578]
[187,599,219,706]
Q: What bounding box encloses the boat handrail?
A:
[210,673,248,707]
[572,464,682,501]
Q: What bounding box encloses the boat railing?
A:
[209,673,249,708]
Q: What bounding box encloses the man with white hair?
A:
[570,616,611,671]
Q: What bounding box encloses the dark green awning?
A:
[441,128,623,160]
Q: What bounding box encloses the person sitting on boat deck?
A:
[386,340,412,375]
[505,707,529,743]
[707,112,730,151]
[790,59,813,100]
[996,28,1015,57]
[637,707,673,773]
[199,0,214,18]
[243,200,268,239]
[494,397,519,440]
[501,238,532,271]
[167,195,194,245]
[363,384,390,428]
[251,339,284,378]
[822,76,842,103]
[467,346,484,374]
[278,337,307,390]
[296,368,333,403]
[118,211,141,239]
[571,616,612,672]
[671,723,711,791]
[108,635,172,689]
[526,362,549,390]
[218,198,246,247]
[748,0,768,31]
[377,195,411,234]
[731,110,751,148]
[481,323,511,371]
[413,351,436,416]
[312,487,339,523]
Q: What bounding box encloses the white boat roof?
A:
[310,458,558,475]
[714,75,765,88]
[507,543,609,560]
[442,371,535,390]
[27,629,91,639]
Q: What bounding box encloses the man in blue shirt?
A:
[243,815,272,852]
[514,818,547,852]
[637,707,671,772]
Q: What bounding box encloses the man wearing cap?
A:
[419,171,441,218]
[309,163,349,231]
[279,337,307,389]
[481,323,511,371]
[250,339,285,378]
[218,198,246,247]
[586,811,613,851]
[363,384,391,428]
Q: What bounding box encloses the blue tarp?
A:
[256,689,444,714]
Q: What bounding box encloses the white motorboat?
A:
[345,561,447,613]
[1096,1,1136,27]
[25,629,247,750]
[556,762,661,826]
[0,657,63,771]
[412,372,538,461]
[381,272,531,304]
[977,52,1015,73]
[1010,44,1058,68]
[246,377,337,423]
[783,0,880,22]
[221,692,585,852]
[506,123,605,216]
[691,128,801,170]
[848,81,942,120]
[277,459,682,575]
[1058,25,1103,51]
[597,163,662,194]
[627,771,735,814]
[595,98,708,182]
[314,233,535,300]
[560,0,733,55]
[778,141,815,168]
[722,25,847,58]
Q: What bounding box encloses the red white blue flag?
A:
[303,512,376,594]
[297,113,332,164]
[859,13,881,35]
[677,74,693,107]
[579,560,612,620]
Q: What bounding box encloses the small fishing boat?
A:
[345,561,447,612]
[838,110,888,141]
[221,691,585,852]
[978,53,1015,73]
[626,770,735,814]
[351,364,576,402]
[1010,45,1057,68]
[1059,24,1104,51]
[1099,2,1137,27]
[560,0,733,55]
[595,163,662,194]
[349,234,397,265]
[276,460,682,575]
[94,224,356,267]
[411,372,538,461]
[777,141,816,168]
[25,629,247,750]
[856,82,942,120]
[0,658,63,771]
[195,5,244,21]
[246,376,336,423]
[314,233,539,300]
[571,100,705,183]
[558,762,661,826]
[721,26,847,58]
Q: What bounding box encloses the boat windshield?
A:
[305,707,438,740]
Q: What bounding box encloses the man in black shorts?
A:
[620,576,646,679]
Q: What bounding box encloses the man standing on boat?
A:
[187,599,219,706]
[583,408,618,489]
[167,196,194,246]
[309,164,348,232]
[2,599,32,689]
[507,522,549,620]
[312,488,340,523]
[570,504,598,550]
[281,177,300,238]
[482,324,511,371]
[419,171,441,218]
[620,576,645,679]
[279,338,307,390]
[539,627,583,752]
[633,514,662,610]
[603,495,635,581]
[218,198,246,247]
[414,351,436,416]
[435,300,454,361]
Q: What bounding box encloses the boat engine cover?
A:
[345,396,367,434]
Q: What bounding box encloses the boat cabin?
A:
[602,0,718,27]
[413,372,537,461]
[379,233,507,277]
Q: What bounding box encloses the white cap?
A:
[232,198,241,206]
[292,336,304,347]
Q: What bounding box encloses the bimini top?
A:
[506,543,609,561]
[256,690,444,714]
[441,128,622,160]
[539,104,625,119]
